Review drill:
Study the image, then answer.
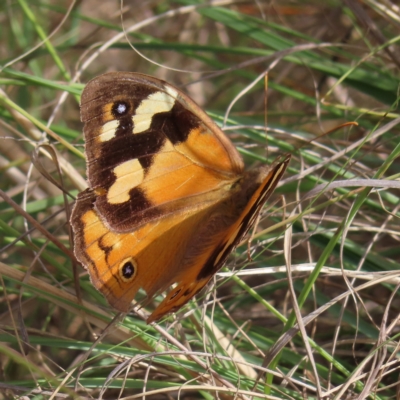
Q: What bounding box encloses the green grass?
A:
[0,1,399,399]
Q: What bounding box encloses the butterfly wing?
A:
[80,72,244,232]
[71,188,218,313]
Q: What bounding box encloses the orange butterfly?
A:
[71,72,289,323]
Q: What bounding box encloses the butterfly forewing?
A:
[80,72,244,233]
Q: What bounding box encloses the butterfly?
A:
[70,71,289,323]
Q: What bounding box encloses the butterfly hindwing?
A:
[72,188,218,313]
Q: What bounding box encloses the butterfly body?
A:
[71,72,289,323]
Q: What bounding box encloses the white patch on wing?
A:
[108,159,144,204]
[132,90,175,134]
[99,120,119,142]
